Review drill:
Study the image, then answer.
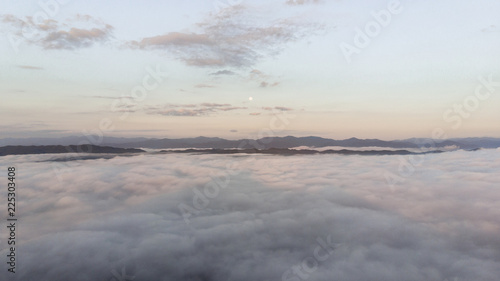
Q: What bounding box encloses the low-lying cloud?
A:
[1,150,499,280]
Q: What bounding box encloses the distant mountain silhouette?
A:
[0,136,149,146]
[449,137,500,149]
[107,136,464,149]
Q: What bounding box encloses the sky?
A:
[1,0,500,140]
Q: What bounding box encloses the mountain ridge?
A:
[0,145,145,156]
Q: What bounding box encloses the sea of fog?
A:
[1,150,499,281]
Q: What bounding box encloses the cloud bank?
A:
[1,14,113,49]
[1,150,499,280]
[128,5,322,68]
[145,103,247,117]
[286,0,323,6]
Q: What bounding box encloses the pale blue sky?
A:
[1,0,499,139]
